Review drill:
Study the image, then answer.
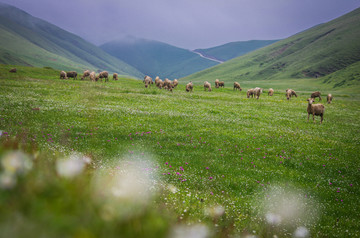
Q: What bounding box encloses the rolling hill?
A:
[183,7,360,89]
[0,3,143,78]
[100,36,219,79]
[193,40,279,62]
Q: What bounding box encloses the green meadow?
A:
[0,65,359,237]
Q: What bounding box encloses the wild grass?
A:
[0,66,359,237]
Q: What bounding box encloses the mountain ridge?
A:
[183,7,360,89]
[100,36,219,79]
[0,3,144,78]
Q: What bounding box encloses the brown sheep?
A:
[67,71,78,80]
[90,71,96,82]
[215,79,220,88]
[204,81,212,92]
[311,91,322,101]
[96,71,109,82]
[144,76,153,88]
[327,94,333,104]
[60,71,67,79]
[286,89,297,100]
[143,75,151,83]
[233,82,242,91]
[113,73,119,81]
[9,68,17,73]
[172,79,178,88]
[186,82,193,92]
[268,88,274,96]
[218,81,225,88]
[254,87,263,99]
[155,76,160,85]
[163,78,172,89]
[81,70,90,80]
[307,98,325,124]
[156,79,164,89]
[247,89,254,98]
[164,84,174,92]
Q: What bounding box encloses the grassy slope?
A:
[194,40,279,62]
[183,7,360,90]
[0,65,359,237]
[100,38,218,79]
[0,3,143,78]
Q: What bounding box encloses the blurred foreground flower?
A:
[92,159,157,221]
[1,151,33,175]
[0,172,16,189]
[293,226,310,238]
[169,224,210,238]
[265,213,282,226]
[0,151,33,189]
[56,152,89,178]
[205,205,225,218]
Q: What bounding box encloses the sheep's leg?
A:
[320,114,323,124]
[307,113,310,122]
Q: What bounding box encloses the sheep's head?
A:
[307,98,315,104]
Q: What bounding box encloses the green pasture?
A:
[0,65,359,237]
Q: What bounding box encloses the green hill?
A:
[0,3,143,78]
[183,7,360,90]
[193,40,279,62]
[100,36,219,79]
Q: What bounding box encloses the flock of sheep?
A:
[60,70,118,82]
[58,71,332,124]
[142,76,333,124]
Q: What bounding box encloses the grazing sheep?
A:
[268,88,274,96]
[311,91,322,101]
[113,73,119,81]
[90,71,96,82]
[247,88,254,98]
[254,87,263,99]
[218,81,225,88]
[215,79,220,88]
[66,71,78,80]
[163,78,172,89]
[172,79,178,88]
[144,76,153,88]
[96,71,109,82]
[186,81,193,92]
[164,84,174,92]
[60,71,67,79]
[156,79,164,89]
[9,68,17,73]
[307,98,325,124]
[327,94,333,104]
[204,81,212,92]
[143,75,151,82]
[81,70,90,80]
[233,82,242,91]
[286,89,297,100]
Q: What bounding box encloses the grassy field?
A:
[0,65,359,237]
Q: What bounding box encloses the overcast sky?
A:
[1,0,360,49]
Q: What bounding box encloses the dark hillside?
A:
[184,7,360,89]
[0,3,143,78]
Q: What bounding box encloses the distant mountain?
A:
[100,36,219,79]
[0,3,143,78]
[193,40,279,62]
[184,7,360,89]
